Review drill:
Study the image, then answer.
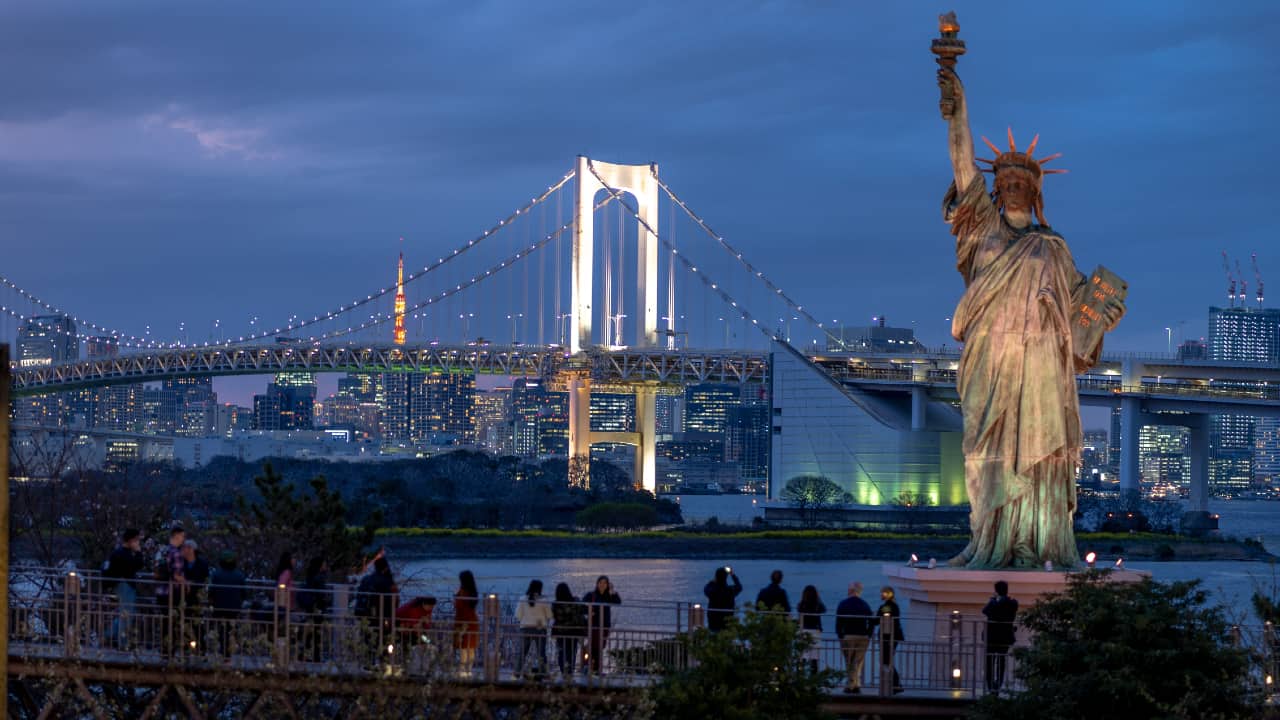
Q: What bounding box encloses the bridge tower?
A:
[568,156,660,492]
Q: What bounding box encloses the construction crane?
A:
[1223,251,1236,307]
[1253,252,1265,308]
[1236,259,1249,306]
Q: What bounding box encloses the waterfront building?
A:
[769,342,964,505]
[1139,425,1191,493]
[1207,306,1280,490]
[726,403,770,491]
[825,316,923,353]
[510,378,568,457]
[683,383,738,435]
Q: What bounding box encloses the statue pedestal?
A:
[881,564,1148,687]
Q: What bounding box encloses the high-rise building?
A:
[162,377,217,437]
[1207,306,1280,490]
[1254,418,1280,485]
[509,379,568,457]
[15,315,79,427]
[655,394,683,435]
[17,315,77,367]
[474,389,513,455]
[253,372,316,431]
[684,383,739,435]
[380,372,475,446]
[590,393,635,432]
[726,403,770,490]
[1139,425,1190,491]
[511,379,544,457]
[215,404,254,437]
[84,337,144,432]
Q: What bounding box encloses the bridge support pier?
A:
[1187,418,1209,513]
[633,383,657,493]
[910,386,927,431]
[1118,359,1143,499]
[568,375,592,487]
[566,376,658,493]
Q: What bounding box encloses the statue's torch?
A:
[931,11,966,120]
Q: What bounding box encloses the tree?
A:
[225,462,381,578]
[970,572,1263,720]
[780,475,851,527]
[648,610,838,720]
[889,490,933,532]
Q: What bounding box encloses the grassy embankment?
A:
[376,527,1275,562]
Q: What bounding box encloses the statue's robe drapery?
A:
[944,174,1086,568]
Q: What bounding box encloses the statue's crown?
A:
[977,128,1066,183]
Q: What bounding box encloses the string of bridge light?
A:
[279,195,617,343]
[0,303,184,350]
[654,176,841,346]
[0,168,576,351]
[0,276,156,347]
[586,160,781,346]
[209,167,577,346]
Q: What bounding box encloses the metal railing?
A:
[7,567,1276,699]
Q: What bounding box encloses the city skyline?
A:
[1,5,1275,370]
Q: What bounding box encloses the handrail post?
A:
[1266,621,1276,696]
[948,610,963,690]
[64,571,80,658]
[585,600,595,683]
[274,583,287,668]
[879,611,893,697]
[688,603,704,631]
[483,594,501,682]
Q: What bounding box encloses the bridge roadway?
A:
[11,343,1279,402]
[12,343,1279,505]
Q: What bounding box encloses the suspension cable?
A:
[303,195,616,343]
[586,160,780,345]
[655,177,839,346]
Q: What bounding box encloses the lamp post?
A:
[507,313,523,346]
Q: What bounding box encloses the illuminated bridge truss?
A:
[11,344,772,396]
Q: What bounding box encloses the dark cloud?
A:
[2,1,1278,405]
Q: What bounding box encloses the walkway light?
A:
[1085,551,1097,568]
[909,553,919,568]
[1115,557,1124,569]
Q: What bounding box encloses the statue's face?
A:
[995,168,1037,213]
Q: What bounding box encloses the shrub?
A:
[969,572,1262,720]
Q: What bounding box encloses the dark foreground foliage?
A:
[969,571,1264,720]
[648,610,838,720]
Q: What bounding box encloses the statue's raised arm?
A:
[933,13,977,191]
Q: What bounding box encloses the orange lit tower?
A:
[393,250,407,345]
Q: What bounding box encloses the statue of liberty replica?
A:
[933,13,1127,569]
